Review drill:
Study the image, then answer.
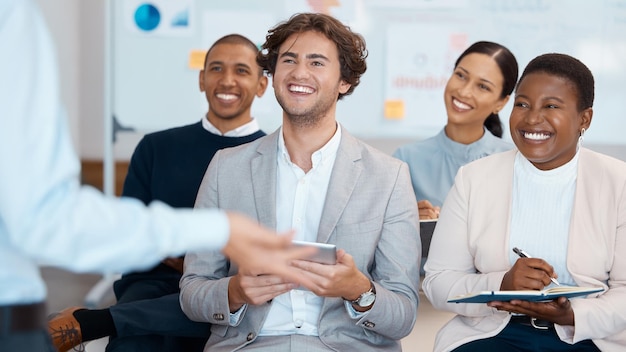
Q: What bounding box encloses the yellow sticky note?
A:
[384,100,405,120]
[188,49,207,70]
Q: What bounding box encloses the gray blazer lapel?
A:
[316,131,363,243]
[251,130,279,230]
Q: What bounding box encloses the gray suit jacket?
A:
[181,128,421,351]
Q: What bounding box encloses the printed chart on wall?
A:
[111,0,626,143]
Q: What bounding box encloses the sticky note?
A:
[384,100,405,120]
[188,49,207,70]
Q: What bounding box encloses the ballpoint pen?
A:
[512,247,560,286]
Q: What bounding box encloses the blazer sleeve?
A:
[561,154,626,346]
[353,161,421,340]
[181,150,233,325]
[567,191,626,344]
[422,164,508,318]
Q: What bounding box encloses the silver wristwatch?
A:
[350,282,376,307]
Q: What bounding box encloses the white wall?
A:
[36,0,80,151]
[37,0,109,160]
[78,0,108,159]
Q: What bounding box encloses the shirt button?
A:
[294,319,303,328]
[212,313,224,321]
[247,332,255,341]
[364,321,375,328]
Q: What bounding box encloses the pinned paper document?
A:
[384,100,405,120]
[188,50,207,70]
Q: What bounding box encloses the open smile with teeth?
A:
[289,85,314,94]
[523,131,551,140]
[452,98,471,110]
[216,93,238,101]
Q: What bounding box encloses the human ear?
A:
[199,70,205,92]
[580,107,593,132]
[256,75,269,97]
[493,95,510,114]
[338,80,351,95]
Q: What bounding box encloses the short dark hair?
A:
[517,53,594,111]
[204,34,262,76]
[257,13,368,100]
[455,41,519,138]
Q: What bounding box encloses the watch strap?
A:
[350,281,375,305]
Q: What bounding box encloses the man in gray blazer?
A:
[180,13,421,351]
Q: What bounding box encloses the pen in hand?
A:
[512,247,560,286]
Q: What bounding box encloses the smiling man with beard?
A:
[180,13,421,352]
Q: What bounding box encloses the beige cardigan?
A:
[423,148,626,352]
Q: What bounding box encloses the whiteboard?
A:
[111,0,626,144]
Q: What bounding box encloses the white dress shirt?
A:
[202,116,260,136]
[261,125,341,336]
[0,0,229,305]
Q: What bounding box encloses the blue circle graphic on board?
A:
[134,3,160,31]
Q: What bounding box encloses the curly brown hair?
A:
[257,13,367,100]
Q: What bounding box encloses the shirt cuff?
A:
[229,304,248,326]
[555,324,575,343]
[344,300,368,320]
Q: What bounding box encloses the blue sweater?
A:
[122,121,266,208]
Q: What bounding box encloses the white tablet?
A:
[292,240,337,265]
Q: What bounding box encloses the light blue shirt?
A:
[393,128,513,206]
[0,0,229,305]
[509,151,578,287]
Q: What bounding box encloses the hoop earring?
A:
[577,127,586,151]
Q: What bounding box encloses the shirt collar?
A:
[515,149,580,179]
[278,124,342,169]
[201,116,260,137]
[437,127,500,159]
